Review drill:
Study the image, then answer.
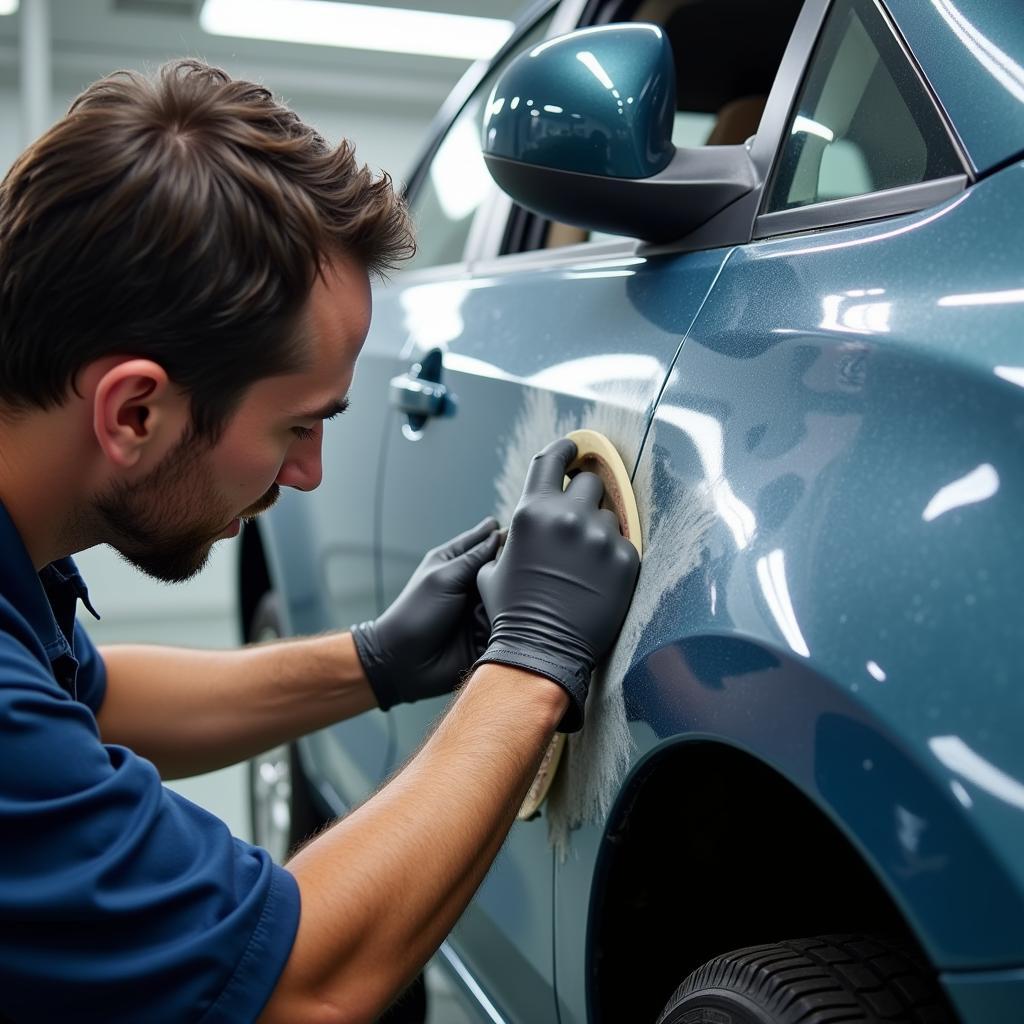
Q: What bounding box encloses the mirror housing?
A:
[481,24,756,243]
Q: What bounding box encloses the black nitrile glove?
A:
[351,517,500,710]
[474,438,640,732]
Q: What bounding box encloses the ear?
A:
[92,359,189,469]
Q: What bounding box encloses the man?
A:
[0,61,639,1023]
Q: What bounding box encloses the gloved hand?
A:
[474,438,640,732]
[351,517,500,710]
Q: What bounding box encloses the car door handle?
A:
[389,373,450,418]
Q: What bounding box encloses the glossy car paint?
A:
[246,1,1024,1020]
[548,162,1024,1024]
[621,156,1024,952]
[482,24,676,178]
[942,967,1024,1023]
[376,244,731,1023]
[885,0,1024,174]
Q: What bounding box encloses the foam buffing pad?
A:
[517,429,643,821]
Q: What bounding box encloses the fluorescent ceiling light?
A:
[200,0,514,61]
[0,1,19,16]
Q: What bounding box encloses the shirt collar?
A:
[0,500,101,659]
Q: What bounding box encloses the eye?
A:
[292,426,317,441]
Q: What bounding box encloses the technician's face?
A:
[96,256,371,582]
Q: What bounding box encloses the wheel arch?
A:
[587,737,943,1024]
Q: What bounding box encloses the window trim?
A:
[754,0,972,239]
[753,173,967,238]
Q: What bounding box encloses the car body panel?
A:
[374,244,733,1024]
[568,160,1024,983]
[884,0,1024,174]
[942,966,1024,1022]
[260,288,418,807]
[550,174,1024,1024]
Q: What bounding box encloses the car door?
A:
[284,5,567,817]
[372,7,744,1024]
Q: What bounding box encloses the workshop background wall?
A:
[0,0,503,842]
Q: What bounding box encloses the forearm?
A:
[261,663,568,1024]
[96,633,377,778]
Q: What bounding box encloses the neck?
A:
[0,406,95,570]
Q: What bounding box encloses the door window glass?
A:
[766,0,961,213]
[403,14,554,271]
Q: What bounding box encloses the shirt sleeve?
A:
[72,618,107,714]
[0,632,301,1024]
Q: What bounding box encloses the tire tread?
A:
[656,934,954,1024]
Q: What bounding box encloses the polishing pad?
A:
[517,429,643,821]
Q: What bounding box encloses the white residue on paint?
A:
[490,390,715,859]
[493,386,649,527]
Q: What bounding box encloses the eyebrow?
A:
[294,396,350,422]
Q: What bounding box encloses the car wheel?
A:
[656,934,953,1024]
[246,592,324,863]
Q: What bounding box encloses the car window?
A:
[765,0,961,213]
[402,14,554,272]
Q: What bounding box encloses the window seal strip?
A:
[752,173,967,239]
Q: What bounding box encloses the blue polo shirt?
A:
[0,501,300,1023]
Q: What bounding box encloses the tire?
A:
[246,592,325,863]
[656,934,954,1024]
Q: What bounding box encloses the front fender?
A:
[630,163,1024,970]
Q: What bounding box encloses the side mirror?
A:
[482,24,756,243]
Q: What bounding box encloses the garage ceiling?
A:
[113,0,521,16]
[0,0,528,112]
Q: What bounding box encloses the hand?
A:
[474,438,640,732]
[351,518,500,710]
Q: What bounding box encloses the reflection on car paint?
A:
[399,278,497,352]
[755,548,810,658]
[656,403,756,549]
[921,463,999,522]
[929,735,1024,811]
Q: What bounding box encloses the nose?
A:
[276,441,323,492]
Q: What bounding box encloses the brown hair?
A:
[0,59,414,439]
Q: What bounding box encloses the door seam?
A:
[630,246,738,480]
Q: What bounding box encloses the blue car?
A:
[240,0,1024,1020]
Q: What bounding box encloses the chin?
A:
[121,543,214,585]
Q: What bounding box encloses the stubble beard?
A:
[93,430,277,584]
